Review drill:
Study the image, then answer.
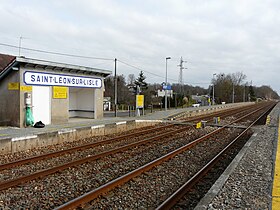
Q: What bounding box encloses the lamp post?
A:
[212,73,216,105]
[165,57,171,111]
[114,58,117,117]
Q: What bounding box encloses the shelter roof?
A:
[0,53,16,73]
[0,53,112,80]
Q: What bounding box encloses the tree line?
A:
[211,72,279,103]
[104,71,279,110]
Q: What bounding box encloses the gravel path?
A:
[195,102,280,209]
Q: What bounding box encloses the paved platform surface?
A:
[0,106,206,139]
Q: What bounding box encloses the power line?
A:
[118,59,210,86]
[0,42,210,86]
[0,41,174,80]
[185,82,211,85]
[118,59,178,82]
[0,42,114,61]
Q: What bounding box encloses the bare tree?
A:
[104,75,134,106]
[231,72,247,85]
[213,72,247,103]
[127,74,135,85]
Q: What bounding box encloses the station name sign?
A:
[24,71,102,88]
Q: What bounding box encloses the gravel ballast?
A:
[195,102,280,209]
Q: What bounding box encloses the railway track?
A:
[54,102,275,209]
[0,102,261,168]
[0,125,190,187]
[0,102,274,209]
[0,103,261,180]
[156,106,270,209]
[0,124,175,170]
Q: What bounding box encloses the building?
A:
[157,89,173,98]
[103,97,111,111]
[0,53,111,127]
[191,94,210,106]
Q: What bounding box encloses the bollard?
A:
[213,117,218,124]
[201,120,207,128]
[266,115,271,125]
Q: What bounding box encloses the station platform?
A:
[0,106,201,139]
[0,103,243,141]
[0,103,241,154]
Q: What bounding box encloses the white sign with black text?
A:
[24,71,102,88]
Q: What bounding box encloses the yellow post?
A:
[266,115,271,125]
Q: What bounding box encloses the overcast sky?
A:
[0,0,279,92]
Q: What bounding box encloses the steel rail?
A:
[168,103,257,121]
[155,103,274,210]
[176,102,264,124]
[0,103,255,171]
[55,102,273,210]
[0,126,189,191]
[0,124,175,171]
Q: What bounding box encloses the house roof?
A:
[0,53,16,73]
[0,53,112,80]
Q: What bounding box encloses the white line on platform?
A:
[12,135,38,142]
[58,129,76,134]
[116,121,126,125]
[91,125,105,129]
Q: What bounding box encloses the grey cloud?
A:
[0,0,279,92]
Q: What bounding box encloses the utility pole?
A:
[248,80,252,102]
[18,36,29,56]
[212,73,216,105]
[243,84,246,102]
[178,56,187,93]
[232,83,235,103]
[165,57,171,111]
[114,58,117,117]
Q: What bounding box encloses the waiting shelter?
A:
[0,53,111,127]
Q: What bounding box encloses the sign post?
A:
[162,84,172,110]
[136,95,144,116]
